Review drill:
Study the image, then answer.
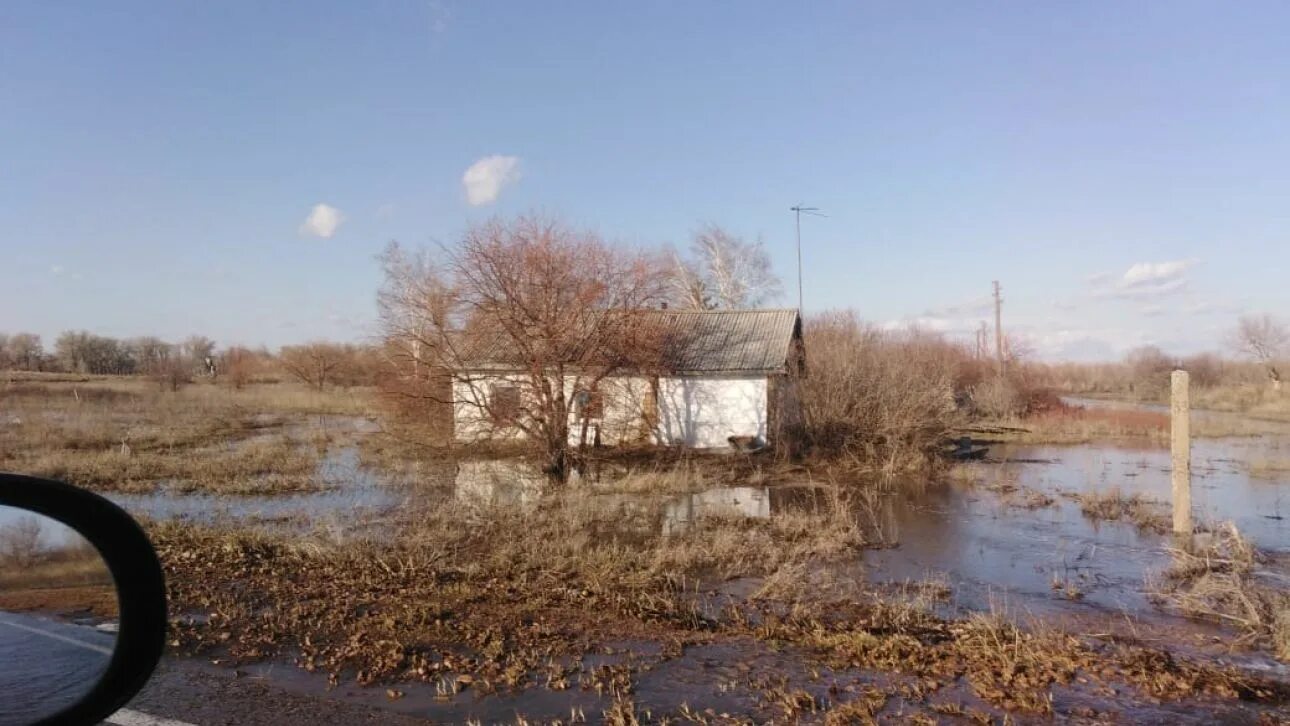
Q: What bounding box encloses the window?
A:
[489,384,521,424]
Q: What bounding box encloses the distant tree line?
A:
[1030,314,1290,398]
[0,331,381,391]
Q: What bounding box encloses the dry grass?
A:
[1068,487,1170,534]
[147,492,1290,718]
[1,378,363,493]
[1150,523,1290,660]
[992,406,1170,445]
[1248,457,1290,480]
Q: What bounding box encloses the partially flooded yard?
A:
[3,378,1290,722]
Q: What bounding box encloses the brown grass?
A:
[991,405,1170,445]
[1150,523,1290,660]
[1068,487,1170,534]
[1,378,363,493]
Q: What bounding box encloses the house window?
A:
[489,384,521,424]
[573,387,605,420]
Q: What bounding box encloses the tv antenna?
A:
[790,205,825,313]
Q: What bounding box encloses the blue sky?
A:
[2,1,1287,360]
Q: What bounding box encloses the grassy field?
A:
[1,376,371,493]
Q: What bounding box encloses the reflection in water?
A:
[0,507,116,725]
[662,487,771,536]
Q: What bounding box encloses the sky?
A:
[2,1,1288,361]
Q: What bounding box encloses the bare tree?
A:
[182,335,217,377]
[378,215,670,477]
[5,333,43,371]
[279,342,355,391]
[1231,314,1289,390]
[0,516,44,570]
[670,224,781,310]
[220,346,261,389]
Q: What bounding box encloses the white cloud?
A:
[299,203,344,238]
[1122,259,1195,288]
[1091,258,1198,299]
[49,265,64,276]
[462,155,521,206]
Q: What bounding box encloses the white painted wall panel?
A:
[655,376,767,448]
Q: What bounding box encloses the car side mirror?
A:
[0,473,166,726]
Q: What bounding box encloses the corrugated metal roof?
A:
[649,309,801,374]
[457,309,801,375]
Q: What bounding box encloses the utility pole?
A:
[992,280,1005,377]
[790,205,824,313]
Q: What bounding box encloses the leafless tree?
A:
[220,346,261,389]
[0,516,44,570]
[5,333,43,370]
[669,224,781,310]
[1231,314,1289,390]
[378,215,670,477]
[182,335,217,377]
[279,342,355,391]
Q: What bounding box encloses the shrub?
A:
[800,312,965,474]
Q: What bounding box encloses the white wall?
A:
[453,373,769,449]
[655,376,767,448]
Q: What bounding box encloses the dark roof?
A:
[457,309,801,375]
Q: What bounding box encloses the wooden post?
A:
[1171,370,1192,535]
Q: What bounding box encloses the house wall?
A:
[452,373,770,449]
[654,376,768,448]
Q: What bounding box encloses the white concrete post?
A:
[1171,370,1192,535]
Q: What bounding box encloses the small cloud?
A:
[50,265,64,276]
[1086,270,1115,284]
[1091,258,1198,299]
[428,0,451,34]
[1121,259,1196,288]
[299,203,344,238]
[462,155,521,206]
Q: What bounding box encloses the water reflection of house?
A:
[454,459,548,509]
[451,309,805,450]
[662,486,771,536]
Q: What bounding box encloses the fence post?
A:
[1171,370,1192,535]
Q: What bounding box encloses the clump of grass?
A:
[1248,457,1290,480]
[1068,487,1170,534]
[1151,522,1290,661]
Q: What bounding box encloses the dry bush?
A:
[969,376,1024,418]
[800,312,965,475]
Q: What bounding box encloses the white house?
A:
[450,309,805,450]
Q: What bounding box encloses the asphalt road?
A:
[0,611,114,726]
[0,610,421,726]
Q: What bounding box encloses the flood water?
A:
[105,406,1290,668]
